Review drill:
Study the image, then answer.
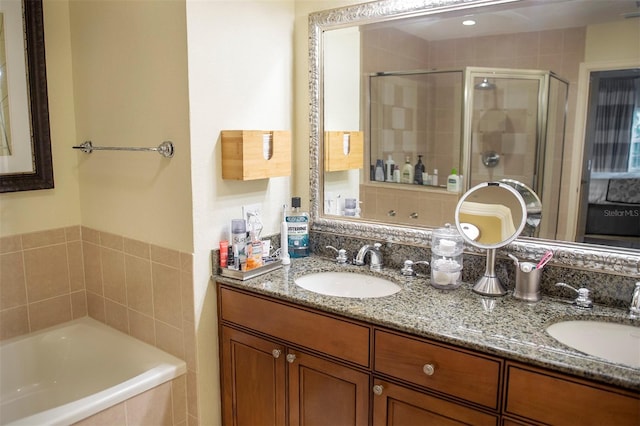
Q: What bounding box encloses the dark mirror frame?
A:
[0,0,53,193]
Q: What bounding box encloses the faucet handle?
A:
[326,245,349,264]
[401,260,429,276]
[630,282,640,318]
[556,282,593,309]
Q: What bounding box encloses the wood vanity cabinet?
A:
[218,286,370,426]
[503,362,640,425]
[218,284,639,426]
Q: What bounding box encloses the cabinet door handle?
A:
[387,210,397,217]
[372,384,384,396]
[272,349,281,359]
[286,353,297,363]
[409,212,419,219]
[423,363,435,376]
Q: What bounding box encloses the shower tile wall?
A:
[0,226,198,425]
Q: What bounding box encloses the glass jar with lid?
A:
[431,223,463,289]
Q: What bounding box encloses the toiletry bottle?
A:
[432,169,439,186]
[401,156,414,184]
[231,219,247,270]
[219,241,229,269]
[386,155,395,182]
[393,165,400,183]
[287,197,310,258]
[414,155,425,185]
[245,222,263,270]
[375,159,385,181]
[447,168,461,192]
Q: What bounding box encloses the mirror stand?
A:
[473,248,507,296]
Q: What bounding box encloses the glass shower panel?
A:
[539,75,568,240]
[469,76,542,189]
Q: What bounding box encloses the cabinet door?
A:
[221,326,286,426]
[372,380,499,426]
[288,350,370,426]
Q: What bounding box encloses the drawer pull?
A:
[372,384,384,396]
[409,212,419,219]
[272,349,281,359]
[286,353,297,363]
[423,363,435,376]
[387,210,397,217]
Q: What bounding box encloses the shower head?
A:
[475,78,496,90]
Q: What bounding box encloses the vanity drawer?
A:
[219,286,370,367]
[504,362,640,425]
[374,329,502,409]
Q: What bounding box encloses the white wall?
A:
[186,1,294,423]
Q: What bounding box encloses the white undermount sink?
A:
[546,320,640,368]
[294,271,401,298]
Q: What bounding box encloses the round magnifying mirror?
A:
[455,182,527,296]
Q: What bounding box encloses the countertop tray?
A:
[219,259,282,281]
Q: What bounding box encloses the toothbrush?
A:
[535,250,553,270]
[280,204,290,265]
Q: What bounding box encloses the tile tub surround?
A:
[310,230,640,310]
[214,255,640,392]
[0,226,198,425]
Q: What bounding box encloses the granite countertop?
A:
[214,255,640,391]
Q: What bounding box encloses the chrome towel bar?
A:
[72,141,174,158]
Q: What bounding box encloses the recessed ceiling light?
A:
[462,19,476,26]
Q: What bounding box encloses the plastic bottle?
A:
[447,168,461,192]
[245,222,263,270]
[393,165,400,183]
[287,197,310,258]
[414,155,425,185]
[432,169,439,186]
[280,205,290,265]
[375,159,385,181]
[401,156,414,184]
[231,219,247,270]
[386,155,395,182]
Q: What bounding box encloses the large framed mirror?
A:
[309,0,640,273]
[0,0,53,193]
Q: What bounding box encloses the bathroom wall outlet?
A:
[242,203,262,222]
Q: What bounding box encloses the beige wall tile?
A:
[186,370,199,421]
[29,295,72,332]
[72,403,126,426]
[99,231,123,251]
[126,381,173,426]
[152,263,182,327]
[0,306,29,340]
[81,226,100,244]
[124,237,150,259]
[24,245,70,302]
[104,299,129,334]
[22,228,66,249]
[172,376,188,426]
[0,235,22,254]
[182,320,197,372]
[180,270,194,323]
[151,245,181,268]
[65,226,81,242]
[180,252,192,273]
[71,290,88,318]
[101,248,126,304]
[1,251,27,309]
[83,242,103,295]
[67,241,85,292]
[128,309,156,346]
[86,291,106,323]
[125,255,153,316]
[156,320,185,360]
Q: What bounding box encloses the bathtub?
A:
[0,317,187,426]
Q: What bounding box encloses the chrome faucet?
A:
[354,242,383,272]
[555,282,593,309]
[630,282,640,319]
